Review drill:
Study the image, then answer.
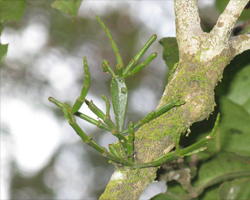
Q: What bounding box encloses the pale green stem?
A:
[102,60,116,77]
[127,121,135,163]
[122,98,185,135]
[49,97,111,132]
[124,52,157,78]
[70,57,90,114]
[123,34,157,77]
[96,15,124,76]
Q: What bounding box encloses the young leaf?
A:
[51,0,83,18]
[151,181,187,200]
[218,178,250,200]
[0,43,8,65]
[219,97,250,156]
[0,0,26,22]
[110,77,128,132]
[243,98,250,115]
[194,152,250,193]
[0,0,25,65]
[227,64,250,106]
[216,51,250,97]
[199,186,219,200]
[159,37,179,72]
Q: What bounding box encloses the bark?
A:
[100,0,250,199]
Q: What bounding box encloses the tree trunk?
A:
[100,0,250,199]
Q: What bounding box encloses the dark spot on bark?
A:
[218,22,224,27]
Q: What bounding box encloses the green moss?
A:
[99,179,122,199]
[106,48,230,170]
[100,167,157,199]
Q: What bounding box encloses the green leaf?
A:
[51,0,83,18]
[218,178,250,200]
[151,181,187,200]
[0,0,26,22]
[216,50,250,97]
[227,64,250,106]
[0,0,25,65]
[243,98,250,115]
[219,97,250,156]
[0,43,8,65]
[159,37,179,72]
[110,76,128,132]
[200,186,219,200]
[0,23,3,35]
[194,152,250,191]
[151,192,180,200]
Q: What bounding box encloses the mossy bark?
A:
[100,52,233,200]
[100,0,250,199]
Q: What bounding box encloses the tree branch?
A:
[211,0,249,41]
[174,0,203,56]
[100,1,250,199]
[229,34,250,56]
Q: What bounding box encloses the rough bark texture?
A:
[100,0,250,199]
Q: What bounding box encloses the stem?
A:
[48,96,63,107]
[123,34,157,77]
[74,112,111,131]
[211,0,249,40]
[127,121,135,163]
[85,99,128,146]
[85,99,117,130]
[122,98,185,135]
[63,104,108,154]
[49,96,111,131]
[116,64,123,77]
[70,57,90,114]
[102,60,116,77]
[101,95,111,117]
[123,52,157,78]
[50,98,131,165]
[111,129,128,150]
[229,34,250,56]
[96,15,124,74]
[109,144,122,158]
[174,0,203,56]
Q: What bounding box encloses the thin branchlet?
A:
[70,57,90,114]
[96,15,124,75]
[123,34,157,77]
